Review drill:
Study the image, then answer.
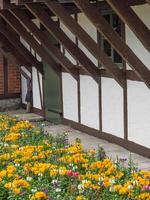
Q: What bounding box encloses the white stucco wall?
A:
[62,73,78,122]
[128,81,150,148]
[60,18,77,65]
[21,76,27,104]
[20,37,30,51]
[78,13,98,66]
[80,75,99,130]
[101,77,124,138]
[21,66,31,104]
[126,4,150,148]
[126,4,150,70]
[32,67,43,110]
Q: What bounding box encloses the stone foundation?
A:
[0,98,21,112]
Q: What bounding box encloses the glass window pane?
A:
[104,14,110,23]
[104,39,111,56]
[113,50,122,63]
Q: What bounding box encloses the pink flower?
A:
[72,172,79,177]
[142,185,150,191]
[67,170,73,177]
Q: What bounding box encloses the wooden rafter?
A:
[73,0,150,89]
[0,20,43,74]
[26,3,101,84]
[11,9,78,80]
[146,0,150,5]
[0,31,30,65]
[43,0,125,88]
[0,10,62,76]
[11,0,33,5]
[106,0,150,52]
[0,0,12,9]
[0,33,31,71]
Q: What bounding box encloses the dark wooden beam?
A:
[0,20,43,73]
[106,0,150,52]
[0,10,62,76]
[12,0,33,5]
[11,9,78,80]
[145,0,150,5]
[26,3,101,83]
[73,0,150,89]
[0,31,31,68]
[0,44,30,72]
[43,0,125,88]
[20,68,31,80]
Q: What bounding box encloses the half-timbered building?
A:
[0,0,150,158]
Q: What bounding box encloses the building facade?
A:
[0,0,149,157]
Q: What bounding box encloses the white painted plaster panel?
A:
[32,67,43,110]
[126,4,150,70]
[62,73,78,122]
[128,81,150,148]
[60,20,77,65]
[78,13,98,66]
[21,75,27,104]
[101,77,124,138]
[80,75,99,129]
[20,37,30,51]
[21,66,31,78]
[21,66,31,105]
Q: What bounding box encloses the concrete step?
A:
[16,113,44,122]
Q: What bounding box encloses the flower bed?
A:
[0,114,150,200]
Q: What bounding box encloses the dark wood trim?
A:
[74,13,80,123]
[146,0,150,5]
[0,21,43,74]
[43,0,125,88]
[11,9,78,80]
[62,118,150,158]
[0,93,20,99]
[32,107,44,117]
[121,21,128,141]
[106,0,150,52]
[0,11,53,75]
[20,68,31,80]
[126,70,142,81]
[73,0,150,89]
[61,69,143,82]
[26,3,101,84]
[97,31,102,132]
[0,33,31,68]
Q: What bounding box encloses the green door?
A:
[43,32,62,124]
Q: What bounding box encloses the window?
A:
[99,13,123,68]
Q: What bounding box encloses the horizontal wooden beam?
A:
[73,0,150,89]
[11,9,78,80]
[106,0,150,52]
[0,20,43,73]
[26,3,101,83]
[0,10,61,76]
[43,0,125,88]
